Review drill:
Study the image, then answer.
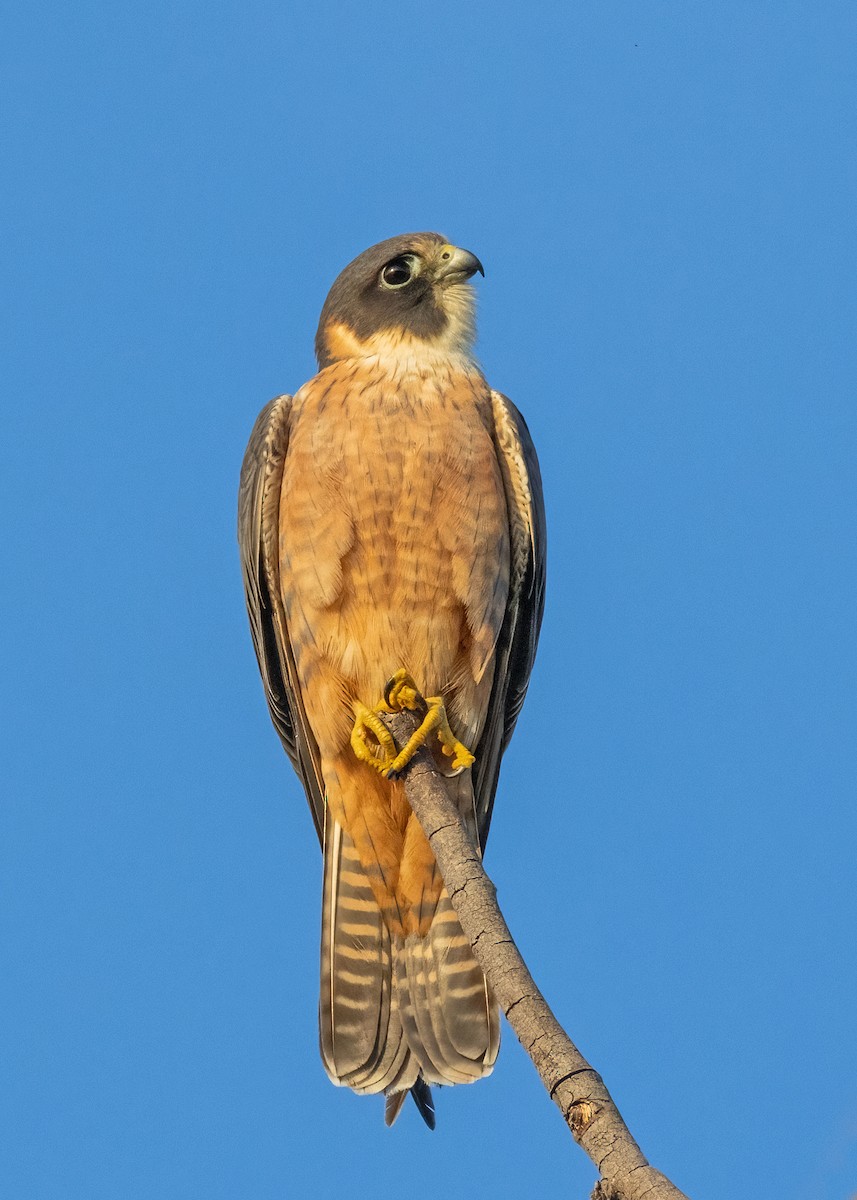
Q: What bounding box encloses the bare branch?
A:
[382,709,690,1200]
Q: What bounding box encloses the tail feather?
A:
[391,940,426,1072]
[404,929,490,1084]
[320,818,393,1084]
[320,813,498,1111]
[431,892,500,1065]
[402,935,448,1077]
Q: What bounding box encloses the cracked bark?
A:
[382,709,690,1200]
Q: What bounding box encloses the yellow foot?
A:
[349,670,475,778]
[434,706,476,773]
[350,701,398,774]
[382,669,423,714]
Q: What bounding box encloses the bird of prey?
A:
[238,233,545,1127]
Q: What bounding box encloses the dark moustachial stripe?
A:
[315,233,449,368]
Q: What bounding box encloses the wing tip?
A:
[383,1079,436,1130]
[410,1077,437,1130]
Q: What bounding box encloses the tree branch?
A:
[381,709,690,1200]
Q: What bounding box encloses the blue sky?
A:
[2,2,856,1197]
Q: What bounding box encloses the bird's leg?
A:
[350,669,475,778]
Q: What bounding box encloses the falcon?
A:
[238,233,545,1127]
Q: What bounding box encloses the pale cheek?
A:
[440,282,477,345]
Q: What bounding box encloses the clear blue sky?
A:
[2,2,855,1197]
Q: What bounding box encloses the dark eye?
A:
[381,255,417,289]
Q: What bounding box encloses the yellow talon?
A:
[350,670,475,778]
[386,697,443,775]
[434,704,476,771]
[350,701,398,774]
[382,669,424,714]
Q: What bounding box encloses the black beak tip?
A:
[466,251,485,278]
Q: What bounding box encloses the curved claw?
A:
[382,669,424,714]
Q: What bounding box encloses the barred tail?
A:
[319,817,410,1094]
[319,818,499,1122]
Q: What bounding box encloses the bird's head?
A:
[314,233,484,369]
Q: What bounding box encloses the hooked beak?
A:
[435,244,485,285]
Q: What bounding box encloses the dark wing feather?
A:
[237,394,326,841]
[473,392,547,847]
